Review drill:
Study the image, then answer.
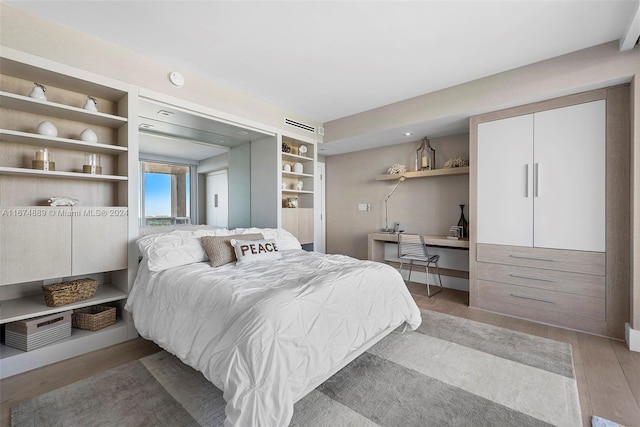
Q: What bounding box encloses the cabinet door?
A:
[71,207,128,275]
[477,114,534,246]
[281,208,299,240]
[0,207,72,285]
[297,208,314,245]
[533,100,606,252]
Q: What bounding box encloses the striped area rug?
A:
[12,309,581,426]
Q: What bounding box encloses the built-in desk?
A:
[368,232,470,280]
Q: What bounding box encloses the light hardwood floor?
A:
[2,285,639,427]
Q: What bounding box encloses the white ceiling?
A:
[7,0,639,155]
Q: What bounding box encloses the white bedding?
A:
[125,249,421,426]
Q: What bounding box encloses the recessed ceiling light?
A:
[157,110,174,116]
[237,130,250,136]
[404,132,412,136]
[139,123,154,129]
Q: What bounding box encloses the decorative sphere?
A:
[36,121,58,137]
[80,128,98,143]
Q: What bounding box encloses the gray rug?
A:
[12,309,582,426]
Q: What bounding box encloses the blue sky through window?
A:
[145,173,170,216]
[144,171,190,217]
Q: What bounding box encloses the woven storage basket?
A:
[72,305,116,331]
[42,278,99,307]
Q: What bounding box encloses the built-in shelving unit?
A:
[0,166,127,181]
[0,91,128,127]
[280,135,316,247]
[1,129,128,155]
[0,47,138,378]
[0,284,127,324]
[376,166,469,180]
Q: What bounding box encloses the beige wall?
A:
[0,3,321,139]
[326,134,469,260]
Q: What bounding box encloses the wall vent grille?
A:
[284,117,316,133]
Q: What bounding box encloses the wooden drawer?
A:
[477,295,607,337]
[477,279,605,321]
[476,243,605,275]
[477,262,605,298]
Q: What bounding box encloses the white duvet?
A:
[125,249,421,426]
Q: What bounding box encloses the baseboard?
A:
[625,323,640,352]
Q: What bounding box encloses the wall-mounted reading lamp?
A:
[383,176,406,233]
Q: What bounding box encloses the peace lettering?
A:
[240,242,279,256]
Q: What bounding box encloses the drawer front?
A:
[476,243,605,275]
[477,262,605,298]
[477,296,607,336]
[478,280,605,321]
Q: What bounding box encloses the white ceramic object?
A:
[297,180,304,190]
[283,164,291,172]
[293,163,303,173]
[80,128,98,143]
[83,96,98,111]
[29,83,47,101]
[36,121,58,137]
[298,145,308,156]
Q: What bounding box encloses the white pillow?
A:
[230,238,282,265]
[138,224,222,237]
[232,228,302,250]
[137,229,233,272]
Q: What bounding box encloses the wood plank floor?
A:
[2,285,639,427]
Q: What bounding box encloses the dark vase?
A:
[457,204,468,238]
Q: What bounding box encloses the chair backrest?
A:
[397,233,430,259]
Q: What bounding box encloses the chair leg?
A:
[407,261,413,284]
[425,262,443,297]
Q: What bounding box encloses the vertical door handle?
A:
[525,164,529,197]
[533,163,539,197]
[214,194,219,208]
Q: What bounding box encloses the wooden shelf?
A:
[0,166,127,181]
[282,189,314,194]
[282,170,314,178]
[0,91,128,128]
[1,129,128,155]
[377,166,470,180]
[0,283,127,324]
[282,151,313,161]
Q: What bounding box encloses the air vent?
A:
[284,117,316,134]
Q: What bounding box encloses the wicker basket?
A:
[72,305,116,331]
[42,278,99,307]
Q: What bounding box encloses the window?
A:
[139,161,192,226]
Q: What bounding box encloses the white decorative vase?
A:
[29,83,47,101]
[83,96,98,111]
[293,163,303,173]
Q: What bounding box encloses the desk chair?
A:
[397,232,443,297]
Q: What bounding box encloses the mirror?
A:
[138,97,273,228]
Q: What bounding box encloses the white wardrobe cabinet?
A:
[470,87,630,339]
[477,100,606,252]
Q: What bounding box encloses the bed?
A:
[125,227,422,426]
